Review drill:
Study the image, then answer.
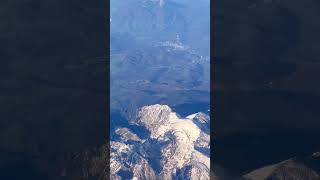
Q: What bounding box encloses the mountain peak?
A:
[111,104,211,179]
[67,104,210,179]
[136,104,173,138]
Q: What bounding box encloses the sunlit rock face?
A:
[111,104,210,180]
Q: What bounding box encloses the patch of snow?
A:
[111,104,210,179]
[186,113,197,119]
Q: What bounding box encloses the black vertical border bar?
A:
[210,0,216,176]
[105,0,111,178]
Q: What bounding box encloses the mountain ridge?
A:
[111,104,210,180]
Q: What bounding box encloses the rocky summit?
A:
[111,104,210,180]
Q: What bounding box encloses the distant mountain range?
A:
[111,0,210,55]
[110,42,210,130]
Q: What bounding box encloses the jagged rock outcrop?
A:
[112,104,210,180]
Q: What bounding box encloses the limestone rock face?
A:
[111,104,210,180]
